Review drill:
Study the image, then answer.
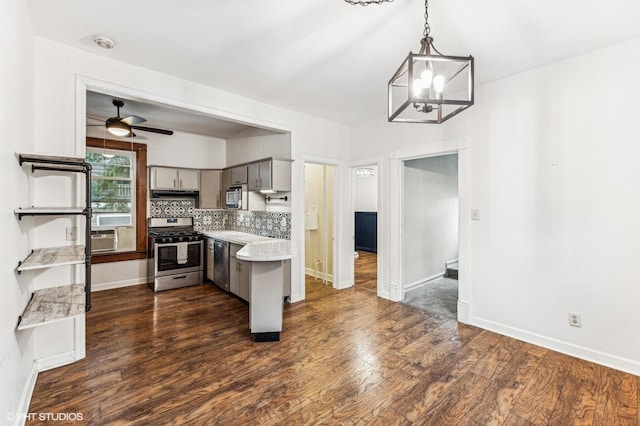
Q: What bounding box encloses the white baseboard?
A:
[35,350,77,372]
[304,268,333,283]
[457,300,470,323]
[472,316,640,376]
[289,292,304,303]
[336,280,352,290]
[92,278,147,292]
[389,283,401,302]
[445,258,459,267]
[14,362,38,426]
[404,272,445,293]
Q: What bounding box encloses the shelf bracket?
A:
[16,292,35,329]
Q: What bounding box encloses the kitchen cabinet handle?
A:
[173,179,177,188]
[179,179,183,188]
[173,275,187,280]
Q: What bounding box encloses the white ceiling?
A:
[86,91,255,139]
[27,0,640,134]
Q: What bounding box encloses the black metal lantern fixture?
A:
[388,0,474,123]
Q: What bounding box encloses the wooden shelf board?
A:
[18,284,85,330]
[17,152,85,165]
[18,246,86,272]
[14,207,87,215]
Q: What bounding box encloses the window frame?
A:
[87,146,136,230]
[86,137,147,264]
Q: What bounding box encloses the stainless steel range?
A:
[147,217,204,292]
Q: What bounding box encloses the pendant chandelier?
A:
[388,0,474,123]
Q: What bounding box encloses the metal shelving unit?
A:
[15,153,92,330]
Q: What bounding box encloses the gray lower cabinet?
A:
[230,243,251,302]
[206,238,215,281]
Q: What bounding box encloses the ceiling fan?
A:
[87,99,174,137]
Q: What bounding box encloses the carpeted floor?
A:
[402,277,458,320]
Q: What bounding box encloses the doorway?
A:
[304,163,335,286]
[352,165,379,294]
[401,154,459,319]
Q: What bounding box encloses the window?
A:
[86,137,147,263]
[86,147,135,231]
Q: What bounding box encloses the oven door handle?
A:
[173,275,188,280]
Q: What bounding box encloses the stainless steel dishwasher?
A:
[213,239,230,292]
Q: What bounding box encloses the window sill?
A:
[91,251,146,264]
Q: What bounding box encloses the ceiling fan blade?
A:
[121,115,147,126]
[86,115,106,123]
[131,125,174,135]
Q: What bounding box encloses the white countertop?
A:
[236,240,296,261]
[202,230,296,261]
[202,230,274,245]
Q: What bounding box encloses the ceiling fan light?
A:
[106,121,131,137]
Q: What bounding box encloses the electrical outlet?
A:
[569,312,581,327]
[66,227,77,241]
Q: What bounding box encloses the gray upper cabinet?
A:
[200,170,222,209]
[248,159,291,192]
[150,167,200,191]
[230,166,247,185]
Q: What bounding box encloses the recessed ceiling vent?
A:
[93,35,115,50]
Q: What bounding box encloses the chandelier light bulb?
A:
[413,78,425,97]
[420,69,434,87]
[433,74,446,93]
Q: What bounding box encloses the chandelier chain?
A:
[423,0,430,37]
[343,0,393,6]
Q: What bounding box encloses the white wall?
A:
[353,165,377,212]
[226,127,291,165]
[349,37,640,375]
[1,0,37,421]
[87,127,226,169]
[403,155,458,287]
[32,37,350,309]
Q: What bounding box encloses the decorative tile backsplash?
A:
[150,199,291,239]
[194,209,291,240]
[150,199,197,218]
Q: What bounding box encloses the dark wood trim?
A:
[86,137,148,260]
[135,149,148,253]
[91,251,147,264]
[86,137,147,152]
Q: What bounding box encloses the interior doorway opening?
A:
[401,153,459,319]
[352,165,379,294]
[304,163,335,286]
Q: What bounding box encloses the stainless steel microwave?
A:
[225,185,247,209]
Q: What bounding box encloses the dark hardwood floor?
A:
[28,279,638,425]
[354,250,377,293]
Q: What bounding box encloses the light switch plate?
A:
[471,209,480,221]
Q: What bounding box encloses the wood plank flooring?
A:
[28,279,638,425]
[354,250,377,293]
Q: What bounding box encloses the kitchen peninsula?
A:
[202,231,295,342]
